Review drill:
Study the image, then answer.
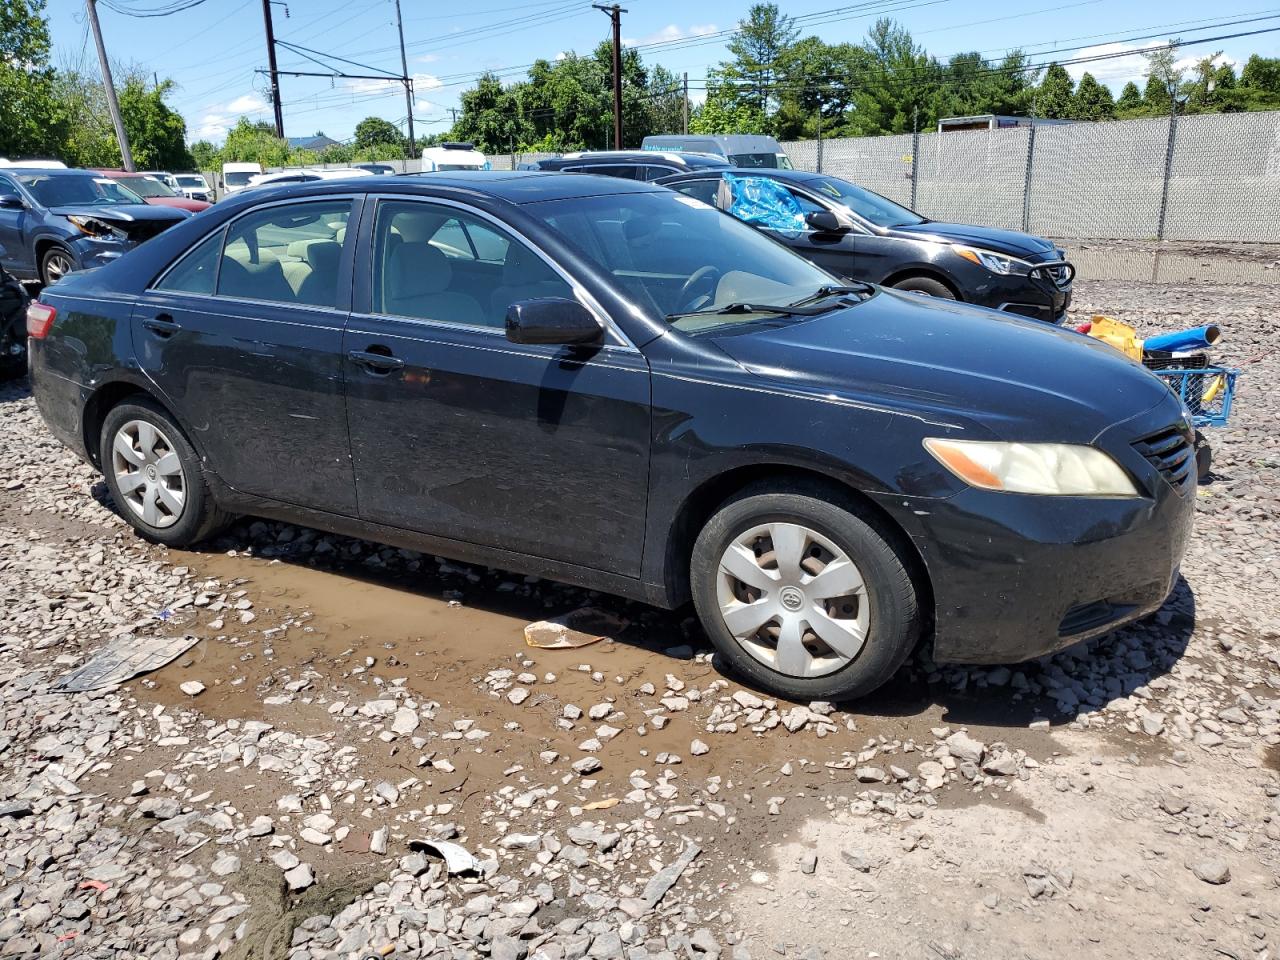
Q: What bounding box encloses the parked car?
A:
[174,173,214,204]
[522,150,730,181]
[641,134,793,169]
[139,170,180,191]
[221,161,263,197]
[354,163,397,176]
[247,168,374,189]
[0,159,67,169]
[0,252,28,380]
[94,170,212,213]
[658,168,1074,323]
[0,167,189,285]
[25,173,1194,701]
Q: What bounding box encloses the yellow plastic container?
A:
[1085,315,1143,361]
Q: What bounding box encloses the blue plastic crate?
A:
[1151,366,1238,428]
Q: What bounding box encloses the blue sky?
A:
[48,0,1280,146]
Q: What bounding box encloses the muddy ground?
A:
[0,240,1278,960]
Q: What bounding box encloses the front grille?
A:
[1133,425,1195,495]
[124,221,176,244]
[1047,264,1071,287]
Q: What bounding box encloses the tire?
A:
[690,480,920,702]
[39,246,76,288]
[892,276,955,300]
[100,397,233,546]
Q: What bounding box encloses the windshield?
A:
[118,176,176,198]
[809,177,924,227]
[225,171,255,186]
[176,175,206,188]
[729,152,793,170]
[526,190,854,333]
[17,174,144,206]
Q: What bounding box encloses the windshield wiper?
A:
[667,301,815,321]
[787,283,874,306]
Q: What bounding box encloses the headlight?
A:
[924,439,1139,497]
[66,215,127,241]
[952,245,1030,276]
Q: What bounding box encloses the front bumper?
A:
[954,258,1073,323]
[68,236,132,271]
[881,405,1197,665]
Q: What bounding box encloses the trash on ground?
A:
[583,797,620,811]
[410,839,478,875]
[524,607,628,649]
[51,634,201,693]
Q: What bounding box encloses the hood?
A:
[48,203,189,224]
[888,220,1058,259]
[711,289,1173,444]
[143,196,210,212]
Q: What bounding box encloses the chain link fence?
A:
[784,110,1280,243]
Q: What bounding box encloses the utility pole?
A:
[262,0,285,137]
[593,4,626,150]
[681,71,689,134]
[394,0,416,157]
[86,0,134,172]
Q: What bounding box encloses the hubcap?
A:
[45,253,71,283]
[111,420,186,529]
[716,521,870,679]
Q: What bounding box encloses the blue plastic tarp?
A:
[724,173,806,236]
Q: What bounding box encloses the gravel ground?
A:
[0,244,1277,960]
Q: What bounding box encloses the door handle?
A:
[348,348,405,372]
[142,315,180,338]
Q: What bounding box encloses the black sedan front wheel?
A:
[691,481,920,701]
[893,276,956,299]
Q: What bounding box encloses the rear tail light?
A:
[26,302,56,339]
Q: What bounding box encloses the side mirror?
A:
[505,298,603,346]
[805,210,846,233]
[0,196,25,210]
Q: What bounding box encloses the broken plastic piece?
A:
[409,839,477,875]
[524,607,628,650]
[79,880,109,893]
[51,634,201,693]
[583,798,620,811]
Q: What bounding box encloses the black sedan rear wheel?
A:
[100,398,233,546]
[691,480,920,701]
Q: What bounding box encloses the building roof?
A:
[286,135,341,152]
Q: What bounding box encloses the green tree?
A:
[318,143,354,163]
[53,63,118,167]
[0,0,63,160]
[726,2,799,117]
[1072,72,1115,120]
[190,140,219,171]
[690,67,767,134]
[1241,54,1280,93]
[353,116,405,154]
[1142,43,1183,113]
[117,76,193,169]
[221,117,291,167]
[1115,81,1145,114]
[1034,62,1075,118]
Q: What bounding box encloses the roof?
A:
[2,167,100,177]
[656,167,822,184]
[287,134,341,151]
[538,151,729,170]
[258,170,665,205]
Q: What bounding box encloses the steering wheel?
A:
[674,266,721,314]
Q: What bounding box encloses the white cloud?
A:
[192,92,271,141]
[1065,44,1242,92]
[555,51,568,61]
[342,72,440,104]
[623,23,717,47]
[416,53,439,64]
[1174,51,1238,74]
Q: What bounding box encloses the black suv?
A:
[521,150,730,181]
[658,168,1074,323]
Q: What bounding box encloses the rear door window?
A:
[218,200,353,308]
[155,229,225,295]
[671,179,721,207]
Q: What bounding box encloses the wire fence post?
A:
[1021,123,1037,233]
[909,131,920,210]
[816,96,824,174]
[1156,105,1179,241]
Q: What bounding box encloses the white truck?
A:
[420,142,488,172]
[220,161,263,198]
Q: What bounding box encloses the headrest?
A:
[387,243,452,297]
[304,240,342,273]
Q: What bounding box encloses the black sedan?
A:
[0,167,189,286]
[26,172,1193,702]
[657,168,1074,323]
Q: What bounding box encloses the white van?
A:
[221,161,263,197]
[421,142,488,172]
